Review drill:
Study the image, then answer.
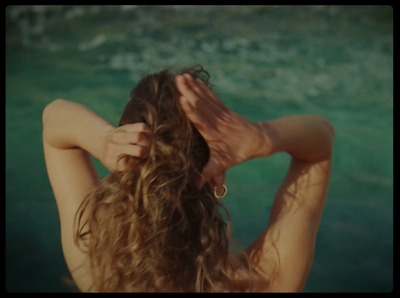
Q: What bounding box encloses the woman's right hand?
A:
[175,74,270,189]
[101,123,152,172]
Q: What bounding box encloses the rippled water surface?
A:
[6,5,393,292]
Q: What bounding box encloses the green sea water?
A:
[6,5,393,292]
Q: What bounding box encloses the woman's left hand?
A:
[101,123,152,172]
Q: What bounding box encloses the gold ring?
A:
[214,184,228,200]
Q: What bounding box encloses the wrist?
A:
[257,115,334,162]
[85,122,115,162]
[253,120,284,159]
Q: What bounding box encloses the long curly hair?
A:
[73,65,253,292]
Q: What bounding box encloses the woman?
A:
[42,65,334,292]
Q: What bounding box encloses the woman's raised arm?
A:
[42,99,152,291]
[175,74,334,292]
[42,99,152,172]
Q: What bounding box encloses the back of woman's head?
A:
[75,65,247,292]
[119,65,210,189]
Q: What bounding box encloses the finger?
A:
[129,132,151,147]
[176,75,211,106]
[176,75,222,127]
[121,122,152,134]
[115,129,152,147]
[176,75,205,104]
[182,74,207,97]
[197,160,219,189]
[194,78,227,111]
[179,95,213,134]
[120,143,150,159]
[180,74,225,114]
[183,74,228,123]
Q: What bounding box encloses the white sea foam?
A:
[120,5,138,12]
[64,6,85,20]
[88,5,102,14]
[200,40,219,54]
[78,35,107,51]
[222,37,250,51]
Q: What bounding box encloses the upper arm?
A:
[245,156,332,292]
[43,139,100,291]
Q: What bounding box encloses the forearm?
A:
[256,115,335,162]
[42,99,114,160]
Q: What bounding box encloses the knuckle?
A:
[138,122,148,132]
[136,132,145,143]
[113,130,123,141]
[140,146,149,157]
[104,156,114,169]
[133,132,140,143]
[105,141,114,152]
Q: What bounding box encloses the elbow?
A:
[326,119,335,141]
[324,119,335,149]
[315,116,335,160]
[324,118,335,158]
[42,102,50,126]
[42,99,64,126]
[316,115,335,143]
[327,120,335,155]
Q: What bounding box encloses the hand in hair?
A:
[101,123,152,172]
[175,74,268,189]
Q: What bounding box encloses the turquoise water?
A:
[6,5,393,292]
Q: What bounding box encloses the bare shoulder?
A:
[244,157,332,292]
